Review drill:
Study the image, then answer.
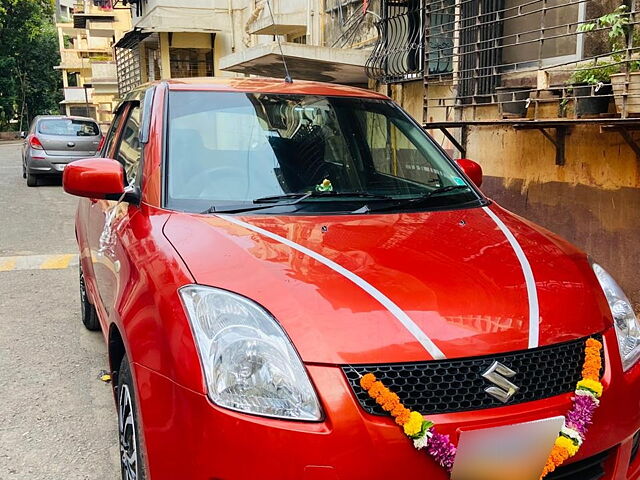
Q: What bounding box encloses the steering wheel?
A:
[184,166,248,199]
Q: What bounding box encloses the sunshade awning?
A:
[219,42,370,85]
[114,29,151,49]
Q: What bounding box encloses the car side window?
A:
[115,105,142,185]
[102,108,125,158]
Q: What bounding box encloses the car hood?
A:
[163,204,610,365]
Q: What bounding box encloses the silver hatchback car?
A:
[21,115,102,186]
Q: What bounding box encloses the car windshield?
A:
[38,119,100,137]
[166,91,482,214]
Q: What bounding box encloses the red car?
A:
[63,78,640,480]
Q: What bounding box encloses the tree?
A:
[0,0,62,131]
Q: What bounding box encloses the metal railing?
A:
[367,0,640,120]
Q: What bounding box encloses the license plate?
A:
[450,416,565,480]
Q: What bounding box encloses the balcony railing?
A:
[368,0,640,121]
[91,62,117,83]
[58,50,90,69]
[63,87,94,103]
[246,0,307,36]
[365,0,425,83]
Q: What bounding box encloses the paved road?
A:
[0,142,119,479]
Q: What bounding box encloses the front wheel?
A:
[117,356,147,480]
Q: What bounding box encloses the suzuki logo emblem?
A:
[482,361,520,403]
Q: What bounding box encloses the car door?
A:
[86,102,136,320]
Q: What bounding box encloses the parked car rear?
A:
[21,116,102,186]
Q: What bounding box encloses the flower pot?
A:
[572,83,612,116]
[610,72,640,114]
[496,87,531,117]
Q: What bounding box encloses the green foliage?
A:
[568,62,621,85]
[577,5,631,54]
[0,0,63,131]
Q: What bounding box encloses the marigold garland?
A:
[358,338,604,479]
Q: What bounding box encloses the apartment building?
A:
[55,0,132,129]
[114,0,378,95]
[55,0,75,21]
[365,0,640,307]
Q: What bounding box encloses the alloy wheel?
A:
[118,383,138,480]
[79,268,87,305]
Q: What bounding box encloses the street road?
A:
[0,142,119,479]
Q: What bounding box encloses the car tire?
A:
[79,265,100,331]
[117,356,147,480]
[26,172,38,187]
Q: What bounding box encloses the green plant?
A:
[577,5,630,54]
[567,62,621,85]
[576,5,640,72]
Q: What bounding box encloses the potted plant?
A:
[566,62,619,116]
[577,5,640,114]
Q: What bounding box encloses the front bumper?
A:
[132,332,640,480]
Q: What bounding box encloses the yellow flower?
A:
[577,379,603,398]
[555,436,579,457]
[402,411,424,437]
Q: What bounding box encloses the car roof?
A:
[139,76,390,100]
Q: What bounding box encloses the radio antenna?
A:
[265,0,293,83]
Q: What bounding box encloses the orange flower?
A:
[368,381,387,399]
[360,373,377,390]
[586,338,602,350]
[582,339,603,381]
[379,392,400,412]
[394,408,411,426]
[540,445,570,478]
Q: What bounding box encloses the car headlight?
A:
[592,263,640,371]
[179,285,322,421]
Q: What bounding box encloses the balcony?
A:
[220,42,369,84]
[246,0,307,36]
[86,20,115,32]
[61,87,95,104]
[132,0,228,33]
[56,50,91,70]
[91,62,117,84]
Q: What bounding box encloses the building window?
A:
[69,106,97,119]
[169,48,214,78]
[115,46,142,97]
[426,0,455,76]
[366,0,425,83]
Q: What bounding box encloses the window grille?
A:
[366,0,425,83]
[115,45,142,97]
[368,0,640,120]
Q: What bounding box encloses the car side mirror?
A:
[19,131,26,139]
[455,158,483,188]
[63,158,138,202]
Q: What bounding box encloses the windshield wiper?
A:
[358,185,472,213]
[253,191,392,203]
[201,192,314,214]
[201,191,394,214]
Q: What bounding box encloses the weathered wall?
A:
[467,125,640,309]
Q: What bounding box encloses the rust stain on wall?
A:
[469,124,640,309]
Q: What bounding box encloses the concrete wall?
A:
[467,125,640,309]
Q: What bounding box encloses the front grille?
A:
[343,335,601,416]
[547,449,609,480]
